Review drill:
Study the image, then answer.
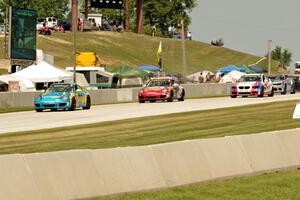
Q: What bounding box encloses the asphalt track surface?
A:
[1,94,300,134]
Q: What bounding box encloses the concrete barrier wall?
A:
[151,140,212,187]
[1,130,299,200]
[0,84,230,107]
[0,92,37,107]
[195,137,254,179]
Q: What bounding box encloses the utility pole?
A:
[72,0,78,83]
[136,0,143,33]
[268,40,272,75]
[181,19,187,76]
[124,0,129,31]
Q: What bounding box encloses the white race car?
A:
[230,74,274,98]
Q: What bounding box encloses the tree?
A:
[272,46,292,68]
[0,0,69,22]
[143,0,197,35]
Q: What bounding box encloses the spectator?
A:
[152,25,156,37]
[198,72,204,83]
[187,32,192,40]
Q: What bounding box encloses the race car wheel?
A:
[230,95,237,98]
[35,109,43,112]
[150,100,156,103]
[281,85,287,95]
[69,98,76,111]
[178,90,185,101]
[51,108,57,111]
[167,90,174,102]
[139,99,145,103]
[83,96,91,110]
[268,89,274,97]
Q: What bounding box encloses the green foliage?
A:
[144,0,196,35]
[272,46,292,68]
[0,0,69,22]
[94,169,300,200]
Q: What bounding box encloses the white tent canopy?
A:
[0,62,73,92]
[219,70,245,83]
[14,61,72,83]
[0,74,35,91]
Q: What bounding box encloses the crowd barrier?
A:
[0,84,231,107]
[0,129,299,200]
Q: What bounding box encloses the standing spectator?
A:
[152,25,157,37]
[198,72,204,83]
[187,32,192,40]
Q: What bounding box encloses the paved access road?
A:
[1,94,300,134]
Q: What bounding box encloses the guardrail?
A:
[0,83,232,107]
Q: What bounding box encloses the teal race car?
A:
[34,82,91,112]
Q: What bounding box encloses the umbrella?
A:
[138,65,162,72]
[249,65,268,73]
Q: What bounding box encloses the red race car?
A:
[138,77,185,103]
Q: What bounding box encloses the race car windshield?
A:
[147,81,171,87]
[277,76,285,80]
[46,85,72,93]
[239,76,261,82]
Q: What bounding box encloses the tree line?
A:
[0,0,197,35]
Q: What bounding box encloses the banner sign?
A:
[10,7,37,60]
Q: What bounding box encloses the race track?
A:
[1,94,300,134]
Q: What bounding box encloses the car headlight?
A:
[139,89,144,94]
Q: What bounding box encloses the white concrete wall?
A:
[0,84,231,107]
[0,129,299,199]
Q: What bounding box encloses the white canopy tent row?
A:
[0,62,73,92]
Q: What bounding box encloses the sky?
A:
[190,0,300,63]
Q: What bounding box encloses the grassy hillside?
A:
[0,32,278,74]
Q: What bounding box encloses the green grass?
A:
[0,32,278,74]
[0,100,299,155]
[90,169,300,200]
[0,107,33,113]
[0,68,8,75]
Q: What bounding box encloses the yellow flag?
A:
[156,41,162,62]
